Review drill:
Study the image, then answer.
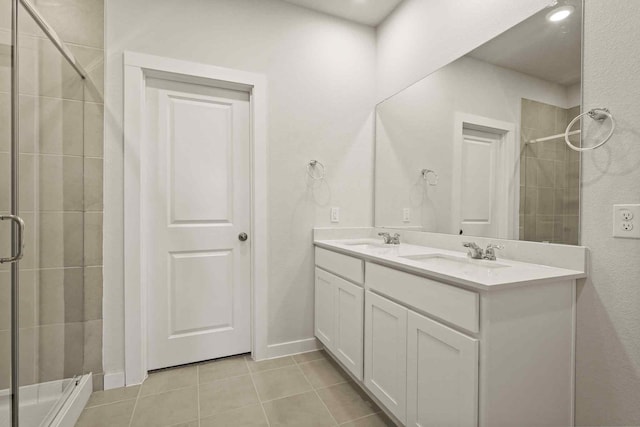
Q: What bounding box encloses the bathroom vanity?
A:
[313,230,586,427]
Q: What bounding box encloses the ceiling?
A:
[468,0,582,86]
[282,0,403,26]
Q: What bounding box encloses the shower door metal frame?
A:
[7,0,87,425]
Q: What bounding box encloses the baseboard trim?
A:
[263,337,320,360]
[103,371,126,390]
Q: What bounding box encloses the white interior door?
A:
[455,127,504,238]
[144,76,251,370]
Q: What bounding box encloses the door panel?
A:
[334,277,364,380]
[364,291,408,424]
[145,78,251,370]
[458,129,500,237]
[315,268,336,349]
[407,311,478,427]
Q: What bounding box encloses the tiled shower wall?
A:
[520,98,580,245]
[0,0,104,391]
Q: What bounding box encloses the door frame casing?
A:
[123,51,268,385]
[451,112,518,239]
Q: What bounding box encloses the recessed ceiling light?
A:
[546,5,575,22]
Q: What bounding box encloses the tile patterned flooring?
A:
[76,350,396,426]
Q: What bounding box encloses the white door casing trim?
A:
[451,113,518,239]
[123,51,268,385]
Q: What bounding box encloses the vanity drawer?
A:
[366,262,479,333]
[315,247,364,285]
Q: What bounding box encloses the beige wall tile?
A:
[84,157,103,211]
[84,102,104,157]
[84,212,102,266]
[38,267,84,325]
[33,0,104,49]
[38,322,84,381]
[38,97,84,155]
[38,212,84,268]
[39,154,84,212]
[0,92,9,152]
[84,266,102,321]
[83,319,102,373]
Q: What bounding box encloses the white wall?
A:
[576,1,640,424]
[104,0,375,382]
[375,55,568,231]
[376,0,551,101]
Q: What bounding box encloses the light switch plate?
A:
[613,204,640,238]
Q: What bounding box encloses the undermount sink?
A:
[400,253,510,272]
[339,240,398,253]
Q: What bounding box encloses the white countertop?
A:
[314,238,586,291]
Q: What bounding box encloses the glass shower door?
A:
[1,0,87,425]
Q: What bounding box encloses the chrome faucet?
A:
[378,232,401,245]
[483,244,504,261]
[463,242,484,259]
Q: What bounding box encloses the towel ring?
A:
[421,169,438,186]
[565,108,615,152]
[307,160,325,180]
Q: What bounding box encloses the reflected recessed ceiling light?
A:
[546,5,575,22]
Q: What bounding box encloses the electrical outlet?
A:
[613,204,640,238]
[402,208,410,223]
[330,207,340,223]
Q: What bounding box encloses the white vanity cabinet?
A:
[314,244,577,427]
[406,310,478,427]
[314,248,365,380]
[364,290,408,423]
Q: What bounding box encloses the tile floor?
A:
[76,350,396,426]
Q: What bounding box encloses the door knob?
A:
[238,232,248,242]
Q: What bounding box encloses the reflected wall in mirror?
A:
[375,0,582,245]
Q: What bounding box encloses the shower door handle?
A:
[0,215,25,264]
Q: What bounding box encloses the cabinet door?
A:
[334,278,364,380]
[315,268,336,350]
[407,311,478,427]
[364,291,408,424]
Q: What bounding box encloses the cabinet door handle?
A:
[0,215,25,264]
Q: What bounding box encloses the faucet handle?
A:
[378,232,391,244]
[484,243,504,260]
[462,242,483,259]
[391,233,401,245]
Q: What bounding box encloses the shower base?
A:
[0,374,91,427]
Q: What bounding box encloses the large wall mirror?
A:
[375,0,583,245]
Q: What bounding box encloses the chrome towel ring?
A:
[565,107,615,152]
[307,160,326,180]
[421,169,438,186]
